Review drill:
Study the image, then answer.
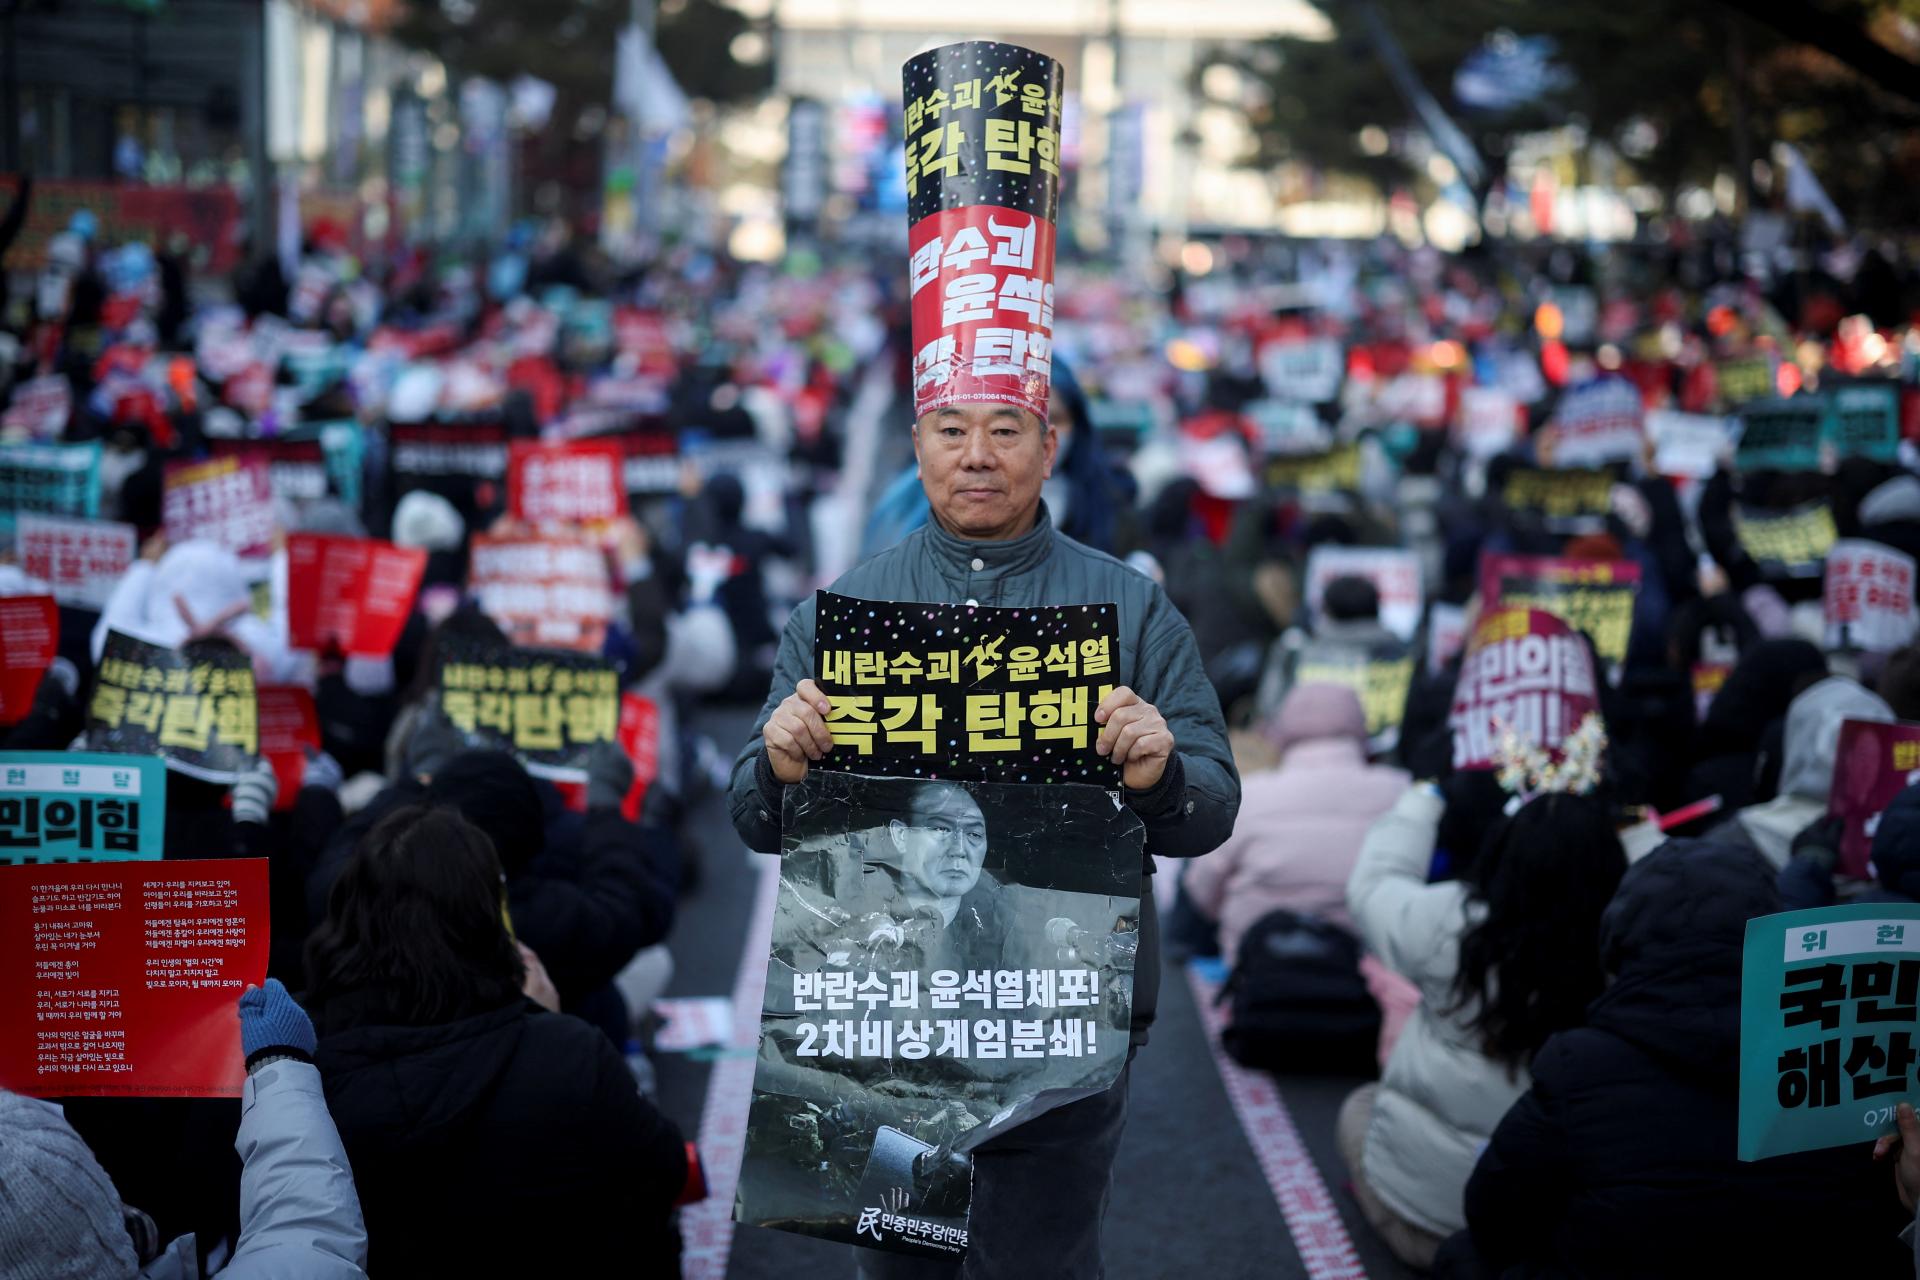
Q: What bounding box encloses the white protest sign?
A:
[1823,539,1919,654]
[1305,546,1424,642]
[1258,337,1344,405]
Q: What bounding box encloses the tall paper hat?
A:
[902,41,1064,421]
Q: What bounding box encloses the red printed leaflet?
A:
[285,533,426,657]
[0,858,269,1098]
[0,596,57,726]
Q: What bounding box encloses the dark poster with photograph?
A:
[811,591,1121,786]
[735,771,1143,1257]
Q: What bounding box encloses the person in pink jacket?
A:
[1185,683,1410,963]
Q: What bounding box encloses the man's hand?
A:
[1095,686,1174,791]
[1873,1100,1920,1212]
[764,677,834,784]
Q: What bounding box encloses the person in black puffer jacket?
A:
[1446,839,1910,1278]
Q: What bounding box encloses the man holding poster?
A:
[729,38,1239,1279]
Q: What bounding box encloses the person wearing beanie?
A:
[1184,683,1408,962]
[0,983,367,1279]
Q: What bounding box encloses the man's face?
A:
[890,787,988,902]
[913,402,1057,541]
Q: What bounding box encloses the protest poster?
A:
[1,374,73,440]
[257,687,321,814]
[551,690,663,821]
[468,533,614,653]
[1827,384,1901,464]
[1738,903,1920,1160]
[87,632,258,783]
[1289,639,1416,754]
[1734,502,1837,580]
[285,533,426,657]
[1303,546,1424,642]
[436,641,620,781]
[812,592,1121,787]
[507,440,629,526]
[387,418,510,524]
[1693,662,1732,725]
[1244,399,1330,456]
[1823,540,1918,654]
[1456,386,1520,459]
[1716,354,1778,410]
[1448,607,1601,771]
[0,857,269,1098]
[209,420,365,513]
[0,442,102,530]
[1551,376,1645,468]
[15,514,137,611]
[1478,553,1642,672]
[902,41,1063,421]
[1647,409,1739,480]
[1736,398,1824,472]
[0,752,165,864]
[1258,336,1344,405]
[1829,720,1920,881]
[0,596,58,725]
[162,455,275,558]
[737,770,1143,1256]
[1500,467,1613,535]
[1263,444,1362,497]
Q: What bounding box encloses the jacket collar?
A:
[919,500,1056,583]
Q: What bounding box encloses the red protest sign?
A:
[257,686,321,813]
[163,455,275,557]
[0,858,269,1098]
[552,691,662,820]
[0,177,242,274]
[285,533,426,657]
[507,441,628,526]
[468,533,613,652]
[0,596,58,726]
[1448,607,1600,771]
[908,204,1058,421]
[1830,720,1920,880]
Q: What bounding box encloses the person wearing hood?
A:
[1682,638,1830,815]
[1705,675,1893,869]
[308,804,687,1273]
[1452,839,1909,1277]
[1185,683,1408,963]
[91,537,298,686]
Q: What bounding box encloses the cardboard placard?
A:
[1448,607,1601,771]
[737,772,1141,1258]
[0,751,165,864]
[1829,719,1920,881]
[1738,904,1920,1160]
[162,455,275,558]
[436,643,621,781]
[507,440,629,526]
[1823,540,1919,654]
[0,596,58,725]
[0,442,102,530]
[1303,546,1423,642]
[903,41,1063,420]
[1478,553,1642,671]
[14,514,137,611]
[0,858,268,1098]
[285,533,427,658]
[812,592,1121,786]
[468,533,614,653]
[87,632,258,783]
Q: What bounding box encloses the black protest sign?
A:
[86,632,258,783]
[386,417,509,526]
[436,641,620,781]
[812,592,1120,786]
[736,771,1143,1257]
[1501,466,1613,535]
[1734,502,1838,581]
[902,41,1063,226]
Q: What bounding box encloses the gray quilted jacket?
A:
[728,505,1241,1044]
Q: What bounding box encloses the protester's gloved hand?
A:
[238,978,316,1071]
[1789,813,1845,873]
[230,757,278,825]
[586,740,635,812]
[301,748,344,795]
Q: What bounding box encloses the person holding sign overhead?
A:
[728,37,1238,1279]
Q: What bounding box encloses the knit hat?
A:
[1265,682,1368,756]
[391,490,466,553]
[428,750,545,876]
[0,1091,139,1280]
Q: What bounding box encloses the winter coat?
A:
[1345,785,1520,1237]
[1186,735,1407,963]
[1462,839,1910,1278]
[1709,676,1892,869]
[315,996,686,1274]
[1681,638,1827,814]
[729,502,1240,1048]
